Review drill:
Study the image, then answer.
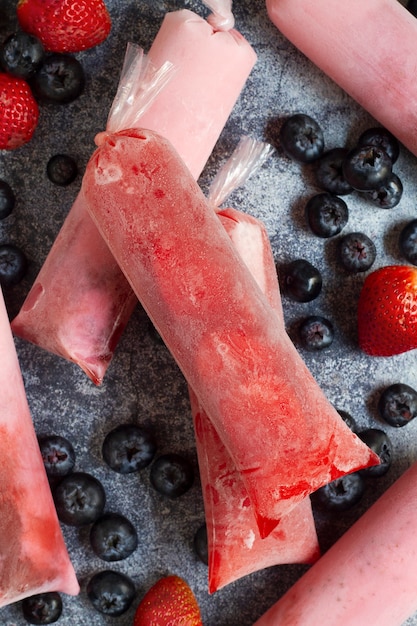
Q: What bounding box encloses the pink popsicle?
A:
[11,7,256,384]
[253,461,417,626]
[0,288,79,607]
[81,127,379,536]
[266,0,417,157]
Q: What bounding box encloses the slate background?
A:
[1,0,417,624]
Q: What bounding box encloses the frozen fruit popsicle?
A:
[266,0,417,158]
[253,461,417,626]
[190,138,319,592]
[82,127,379,537]
[11,4,257,384]
[0,287,79,607]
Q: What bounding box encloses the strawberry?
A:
[357,264,417,356]
[16,0,112,53]
[133,575,203,626]
[0,73,39,149]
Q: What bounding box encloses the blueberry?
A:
[31,53,85,104]
[22,592,62,625]
[0,243,28,287]
[102,423,156,474]
[0,31,45,79]
[312,473,365,511]
[305,192,349,238]
[280,259,322,302]
[361,172,403,209]
[358,428,392,478]
[377,383,417,427]
[407,0,417,17]
[338,232,376,273]
[298,315,334,350]
[0,179,15,219]
[357,127,400,164]
[193,523,208,565]
[150,453,194,499]
[399,219,417,265]
[279,113,324,163]
[336,409,357,432]
[47,154,78,186]
[37,434,75,478]
[315,148,353,195]
[90,512,138,561]
[52,471,105,526]
[86,570,136,616]
[342,144,392,191]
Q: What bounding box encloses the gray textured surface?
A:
[1,0,417,624]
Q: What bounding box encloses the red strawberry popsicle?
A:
[0,287,79,607]
[81,127,379,537]
[11,6,257,385]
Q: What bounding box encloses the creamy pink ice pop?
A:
[266,0,417,157]
[190,139,319,591]
[81,127,379,537]
[253,461,417,626]
[11,6,257,384]
[0,287,79,607]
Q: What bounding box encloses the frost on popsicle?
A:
[82,128,379,538]
[11,7,257,385]
[0,287,79,607]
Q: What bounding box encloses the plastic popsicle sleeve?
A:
[0,287,79,607]
[11,5,257,385]
[253,460,417,626]
[81,127,379,538]
[190,138,320,592]
[266,0,417,158]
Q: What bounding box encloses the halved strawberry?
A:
[357,265,417,356]
[0,73,39,149]
[133,575,203,626]
[16,0,112,53]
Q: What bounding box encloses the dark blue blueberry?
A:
[0,243,28,287]
[342,144,392,191]
[31,53,85,104]
[298,315,334,351]
[53,471,105,526]
[305,192,349,238]
[47,154,78,186]
[280,259,322,302]
[357,127,400,164]
[279,113,324,163]
[21,592,62,624]
[90,512,138,561]
[150,453,194,499]
[358,429,392,478]
[86,570,136,616]
[361,172,403,209]
[0,31,45,79]
[399,219,417,265]
[336,409,357,432]
[312,473,365,511]
[193,523,208,565]
[338,232,376,273]
[0,179,15,219]
[315,148,353,195]
[377,383,417,427]
[37,434,75,478]
[102,423,156,474]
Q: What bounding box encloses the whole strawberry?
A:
[133,575,203,626]
[357,265,417,356]
[0,73,39,149]
[16,0,112,53]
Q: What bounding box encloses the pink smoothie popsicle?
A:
[266,0,417,157]
[11,6,257,384]
[81,127,379,537]
[253,461,417,626]
[0,287,79,607]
